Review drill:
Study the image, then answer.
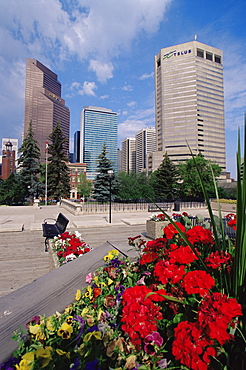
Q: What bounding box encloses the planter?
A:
[146,219,169,239]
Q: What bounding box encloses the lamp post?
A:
[107,170,114,223]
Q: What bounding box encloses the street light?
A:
[107,170,114,223]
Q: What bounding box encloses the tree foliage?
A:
[178,153,222,199]
[150,152,179,200]
[116,171,155,201]
[17,120,41,200]
[47,122,70,201]
[77,173,92,200]
[93,144,115,203]
[0,173,26,205]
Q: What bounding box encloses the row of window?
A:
[197,49,221,64]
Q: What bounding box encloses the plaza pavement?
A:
[0,203,218,298]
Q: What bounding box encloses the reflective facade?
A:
[80,106,118,179]
[155,41,226,171]
[24,59,70,162]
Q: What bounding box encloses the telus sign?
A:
[163,49,192,60]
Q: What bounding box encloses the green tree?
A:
[116,171,155,201]
[150,152,179,200]
[77,173,92,200]
[0,173,26,205]
[47,122,70,201]
[178,153,222,199]
[17,120,41,202]
[93,144,115,203]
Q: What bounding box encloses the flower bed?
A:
[1,214,245,370]
[51,231,92,266]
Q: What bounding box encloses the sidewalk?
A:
[0,204,215,232]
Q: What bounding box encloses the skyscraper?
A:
[24,58,70,162]
[135,127,156,173]
[121,137,136,173]
[154,40,226,172]
[80,106,118,179]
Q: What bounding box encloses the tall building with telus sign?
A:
[24,58,70,162]
[80,106,118,179]
[154,40,226,172]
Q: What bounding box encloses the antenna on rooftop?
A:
[194,35,197,41]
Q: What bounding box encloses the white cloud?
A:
[139,72,154,80]
[127,101,137,108]
[89,60,113,83]
[78,81,97,96]
[99,94,109,100]
[118,107,155,141]
[122,84,133,91]
[70,81,81,90]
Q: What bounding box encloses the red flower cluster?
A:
[157,213,166,221]
[121,285,163,349]
[168,245,199,265]
[185,225,214,246]
[154,259,186,285]
[198,292,243,345]
[163,222,186,239]
[57,232,91,259]
[139,238,167,265]
[172,321,216,370]
[205,251,233,271]
[182,270,215,296]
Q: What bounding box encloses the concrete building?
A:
[121,137,136,173]
[80,106,118,179]
[135,127,156,173]
[24,58,70,162]
[154,40,226,173]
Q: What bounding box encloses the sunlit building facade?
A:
[24,58,70,162]
[135,127,156,173]
[80,106,118,179]
[121,137,136,173]
[155,41,226,172]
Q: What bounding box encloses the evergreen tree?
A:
[17,120,41,202]
[0,173,26,205]
[47,122,70,201]
[178,153,222,199]
[151,152,179,200]
[93,144,115,203]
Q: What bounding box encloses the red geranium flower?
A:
[205,251,233,271]
[154,260,186,285]
[168,245,199,265]
[182,270,215,296]
[163,222,186,239]
[185,226,214,246]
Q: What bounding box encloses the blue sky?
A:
[0,0,245,179]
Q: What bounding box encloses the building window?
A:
[197,49,204,58]
[214,55,221,64]
[157,59,161,68]
[206,52,213,61]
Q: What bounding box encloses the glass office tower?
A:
[80,106,118,179]
[155,41,226,172]
[24,58,70,162]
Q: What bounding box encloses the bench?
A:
[42,213,69,252]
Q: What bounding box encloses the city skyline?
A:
[0,1,245,179]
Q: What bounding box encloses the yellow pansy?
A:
[83,330,102,342]
[56,349,71,359]
[57,322,73,339]
[75,289,81,300]
[85,286,93,299]
[46,316,55,331]
[97,308,104,320]
[103,249,119,261]
[125,355,137,369]
[81,307,89,317]
[29,324,46,341]
[15,358,32,370]
[107,278,114,285]
[35,347,53,368]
